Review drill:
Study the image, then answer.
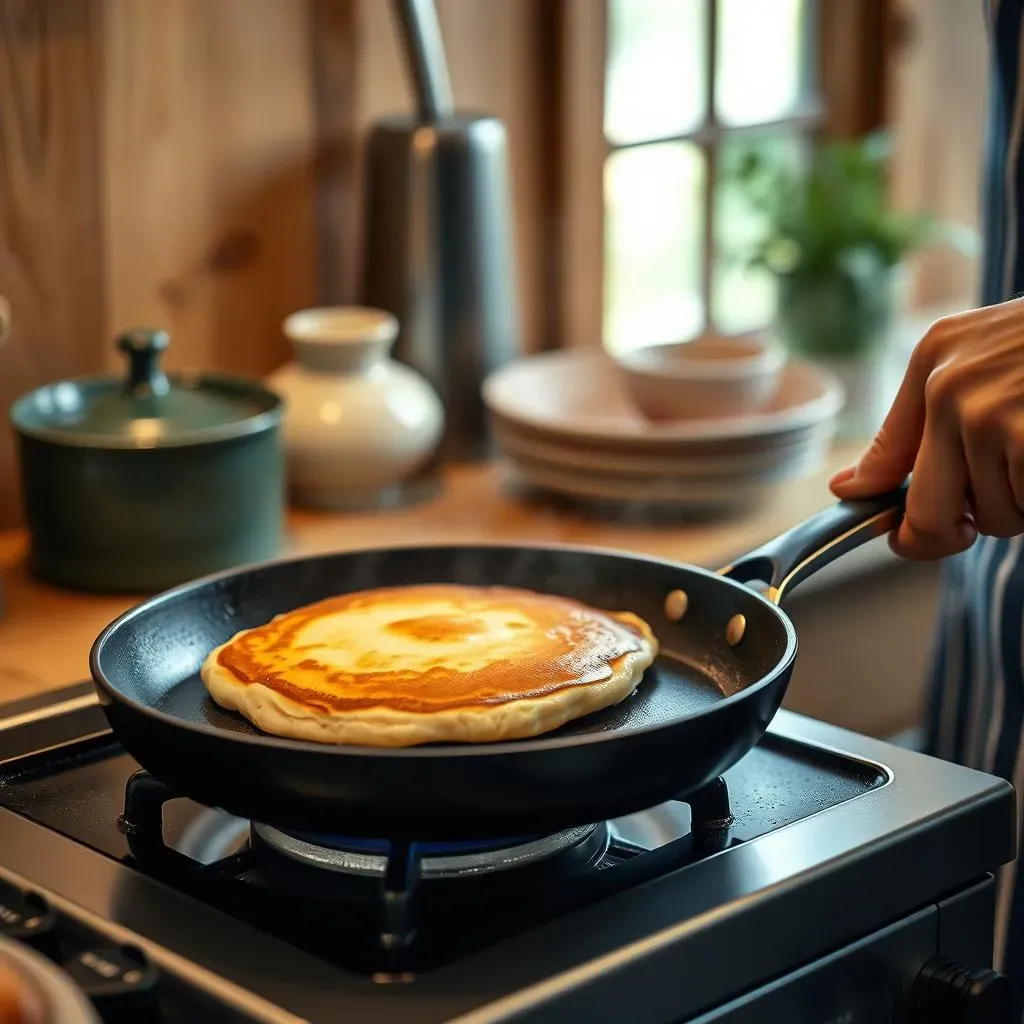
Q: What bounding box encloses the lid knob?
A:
[117,329,170,399]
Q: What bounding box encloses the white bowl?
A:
[615,333,786,421]
[483,350,842,449]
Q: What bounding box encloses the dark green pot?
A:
[10,328,284,594]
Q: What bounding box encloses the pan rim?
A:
[89,540,798,759]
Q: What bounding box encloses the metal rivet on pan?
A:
[664,589,689,621]
[726,613,746,647]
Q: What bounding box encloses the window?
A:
[596,0,821,353]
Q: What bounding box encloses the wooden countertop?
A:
[0,444,873,703]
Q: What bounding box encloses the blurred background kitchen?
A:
[0,0,985,742]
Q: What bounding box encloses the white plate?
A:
[505,436,830,509]
[483,350,843,448]
[494,419,836,479]
[507,457,784,509]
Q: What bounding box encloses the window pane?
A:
[713,133,806,334]
[604,143,705,353]
[605,0,706,145]
[716,0,808,126]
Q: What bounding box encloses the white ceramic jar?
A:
[267,306,444,509]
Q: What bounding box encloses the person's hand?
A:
[829,297,1024,559]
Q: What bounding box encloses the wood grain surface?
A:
[101,0,318,376]
[887,0,985,309]
[0,0,106,526]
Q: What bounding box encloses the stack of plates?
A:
[482,350,844,512]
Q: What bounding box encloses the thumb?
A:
[829,364,928,500]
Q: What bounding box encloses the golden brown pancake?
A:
[201,584,658,747]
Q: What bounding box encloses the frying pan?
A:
[91,486,906,840]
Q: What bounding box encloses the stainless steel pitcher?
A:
[359,0,520,462]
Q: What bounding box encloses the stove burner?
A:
[250,823,605,879]
[111,766,755,973]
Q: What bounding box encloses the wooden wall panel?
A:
[818,0,891,138]
[0,1,106,528]
[102,0,319,376]
[886,0,987,309]
[557,0,605,352]
[309,0,361,307]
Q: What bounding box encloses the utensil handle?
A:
[392,0,454,122]
[718,482,908,604]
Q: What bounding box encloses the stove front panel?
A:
[693,879,1006,1023]
[691,907,937,1022]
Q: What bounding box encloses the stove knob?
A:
[0,883,58,959]
[63,944,160,1023]
[910,956,1014,1024]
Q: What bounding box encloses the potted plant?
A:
[727,134,939,436]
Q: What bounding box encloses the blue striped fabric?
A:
[925,0,1024,994]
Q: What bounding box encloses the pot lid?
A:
[10,328,282,449]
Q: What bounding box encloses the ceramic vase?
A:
[267,307,445,509]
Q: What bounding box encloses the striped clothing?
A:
[926,0,1024,986]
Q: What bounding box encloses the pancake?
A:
[201,583,658,747]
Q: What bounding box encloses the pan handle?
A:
[717,482,908,604]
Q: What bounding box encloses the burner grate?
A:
[0,732,888,976]
[113,767,737,976]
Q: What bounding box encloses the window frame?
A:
[555,0,889,353]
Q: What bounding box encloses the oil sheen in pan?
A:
[556,651,726,737]
[155,651,726,742]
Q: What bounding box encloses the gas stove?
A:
[0,682,1016,1023]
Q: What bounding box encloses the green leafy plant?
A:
[726,133,956,357]
[730,133,935,277]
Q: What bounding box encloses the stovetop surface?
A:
[0,726,885,976]
[0,727,884,867]
[0,688,1015,1024]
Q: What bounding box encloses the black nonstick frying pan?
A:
[90,486,906,841]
